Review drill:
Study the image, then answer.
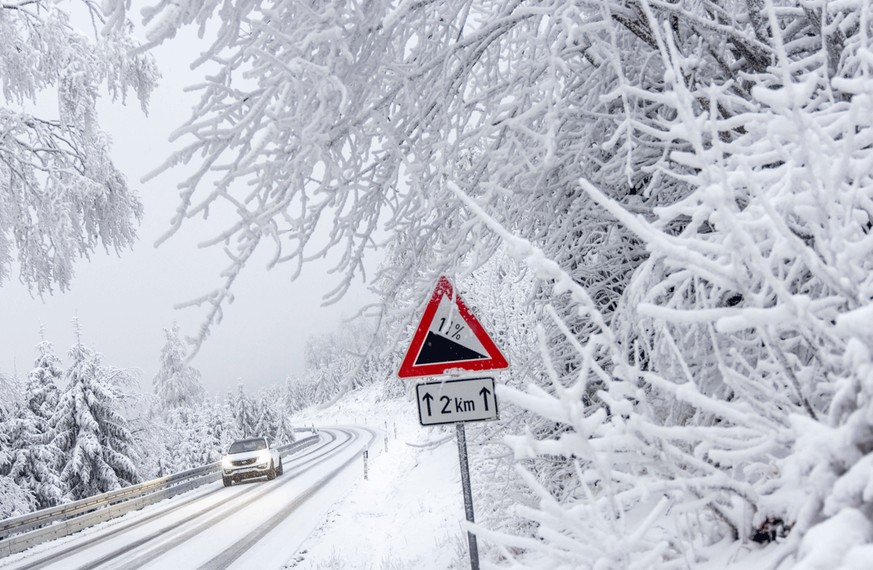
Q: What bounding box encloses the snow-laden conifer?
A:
[170,408,206,472]
[0,394,33,517]
[0,335,65,513]
[253,398,280,442]
[153,322,205,409]
[151,407,186,475]
[25,336,63,427]
[263,382,297,445]
[230,383,256,439]
[0,475,31,520]
[54,325,140,500]
[274,409,296,445]
[205,397,240,457]
[1,404,65,510]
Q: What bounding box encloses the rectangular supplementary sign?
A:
[416,377,498,426]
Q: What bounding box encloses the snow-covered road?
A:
[0,427,375,570]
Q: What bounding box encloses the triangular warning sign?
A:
[398,276,508,378]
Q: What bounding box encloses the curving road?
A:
[0,427,375,570]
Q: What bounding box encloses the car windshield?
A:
[228,439,267,454]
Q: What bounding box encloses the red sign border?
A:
[398,276,508,378]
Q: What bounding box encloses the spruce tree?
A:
[0,475,31,519]
[253,398,279,441]
[167,408,202,472]
[0,335,67,511]
[1,404,65,510]
[0,396,34,517]
[208,397,239,455]
[54,324,140,500]
[25,336,63,424]
[153,322,204,409]
[275,412,296,445]
[231,383,256,438]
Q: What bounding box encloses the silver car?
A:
[221,437,284,486]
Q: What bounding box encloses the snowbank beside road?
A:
[286,385,468,569]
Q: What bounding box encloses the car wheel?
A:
[267,462,276,480]
[222,475,231,487]
[277,458,284,476]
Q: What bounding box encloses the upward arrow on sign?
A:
[479,386,491,411]
[398,276,508,378]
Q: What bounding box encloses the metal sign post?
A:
[456,422,479,570]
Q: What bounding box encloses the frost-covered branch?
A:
[0,1,158,293]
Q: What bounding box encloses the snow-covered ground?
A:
[287,385,471,569]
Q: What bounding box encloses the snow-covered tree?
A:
[0,1,158,293]
[153,322,204,409]
[230,383,256,439]
[149,406,193,475]
[274,412,295,445]
[170,408,207,471]
[0,371,22,410]
[252,399,275,441]
[201,397,239,458]
[1,404,65,511]
[459,2,873,567]
[129,401,169,479]
[25,335,63,427]
[151,393,240,476]
[54,325,140,500]
[0,475,31,520]
[251,387,298,447]
[0,387,32,518]
[0,332,65,510]
[1,338,65,513]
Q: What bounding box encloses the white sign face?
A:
[416,377,498,426]
[422,295,489,360]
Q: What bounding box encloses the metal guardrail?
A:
[0,435,319,559]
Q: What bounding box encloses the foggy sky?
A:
[0,24,378,396]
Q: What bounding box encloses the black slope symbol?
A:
[414,331,487,366]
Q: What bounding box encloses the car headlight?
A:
[221,457,233,469]
[257,450,271,464]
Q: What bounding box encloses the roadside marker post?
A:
[398,276,508,570]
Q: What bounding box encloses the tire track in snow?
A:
[196,427,376,570]
[105,429,357,570]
